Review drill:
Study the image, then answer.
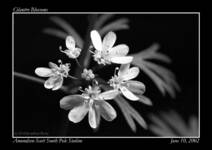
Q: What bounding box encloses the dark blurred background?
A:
[14,14,198,136]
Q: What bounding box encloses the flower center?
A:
[81,69,95,81]
[82,86,101,104]
[54,64,70,77]
[109,75,124,89]
[93,50,111,65]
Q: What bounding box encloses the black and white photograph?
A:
[12,11,199,143]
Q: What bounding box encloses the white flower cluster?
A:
[35,30,147,129]
[90,30,133,65]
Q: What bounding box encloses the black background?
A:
[13,13,198,137]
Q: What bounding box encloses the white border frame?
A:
[12,12,200,139]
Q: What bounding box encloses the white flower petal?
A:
[35,67,53,77]
[94,105,101,128]
[44,76,62,90]
[99,89,119,100]
[120,86,139,101]
[118,64,130,77]
[66,36,75,50]
[73,47,82,57]
[60,95,85,110]
[102,31,116,51]
[44,77,56,89]
[48,62,59,69]
[88,107,97,128]
[121,67,139,81]
[63,48,80,59]
[63,49,75,58]
[110,56,133,64]
[109,44,129,56]
[52,77,63,90]
[68,104,88,123]
[90,30,102,51]
[99,101,117,121]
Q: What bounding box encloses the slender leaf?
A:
[115,96,136,132]
[49,16,84,48]
[99,18,129,36]
[189,116,198,136]
[103,86,144,132]
[147,53,172,63]
[126,102,148,129]
[100,25,129,36]
[149,114,176,136]
[149,111,199,137]
[117,96,147,129]
[143,61,181,93]
[131,43,171,63]
[101,83,138,132]
[160,111,188,134]
[132,43,160,58]
[140,64,166,96]
[137,95,153,106]
[143,61,175,79]
[104,18,129,26]
[131,43,180,98]
[142,64,177,98]
[162,81,176,98]
[95,14,115,29]
[149,125,176,136]
[43,28,68,39]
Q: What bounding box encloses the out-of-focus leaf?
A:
[115,95,136,132]
[110,18,129,25]
[143,63,178,98]
[134,43,171,63]
[137,95,153,106]
[94,14,115,29]
[47,16,84,48]
[160,111,188,134]
[147,53,172,63]
[144,61,180,95]
[137,43,160,56]
[99,18,129,36]
[101,84,137,132]
[100,25,129,36]
[149,125,176,136]
[149,114,176,136]
[141,64,166,96]
[144,61,175,79]
[43,28,68,39]
[131,43,180,98]
[100,81,148,132]
[149,111,199,137]
[115,95,147,130]
[126,101,148,130]
[189,116,199,136]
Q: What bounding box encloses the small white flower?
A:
[90,30,133,65]
[109,64,146,101]
[81,68,95,81]
[60,85,119,129]
[60,36,82,59]
[35,61,70,90]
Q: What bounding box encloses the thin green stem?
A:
[14,71,45,84]
[74,15,98,77]
[13,71,68,92]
